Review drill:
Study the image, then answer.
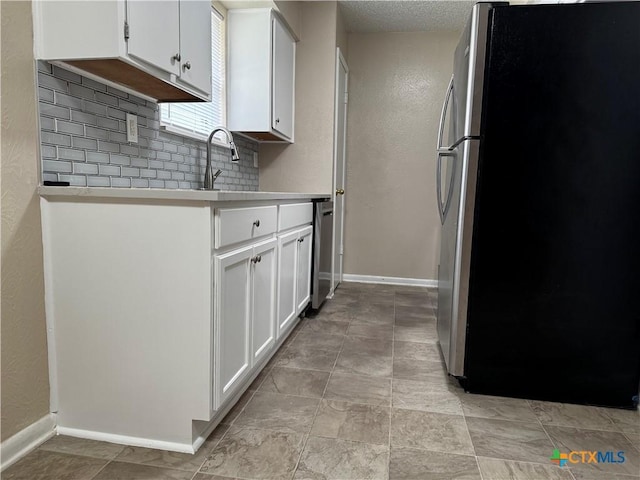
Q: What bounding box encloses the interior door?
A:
[126,0,180,76]
[332,48,348,292]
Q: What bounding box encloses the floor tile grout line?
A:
[528,398,565,459]
[474,455,486,480]
[387,294,396,480]
[87,458,112,480]
[290,310,349,478]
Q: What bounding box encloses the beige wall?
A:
[336,4,348,59]
[258,1,337,194]
[1,1,51,440]
[343,31,460,280]
[274,0,301,39]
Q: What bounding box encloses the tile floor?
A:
[5,283,639,479]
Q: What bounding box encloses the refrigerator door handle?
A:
[437,74,455,225]
[437,150,457,225]
[437,74,455,150]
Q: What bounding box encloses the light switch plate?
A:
[126,113,138,143]
[253,152,258,168]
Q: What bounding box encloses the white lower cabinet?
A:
[277,224,313,339]
[251,239,277,367]
[214,245,253,408]
[213,237,277,409]
[296,226,313,312]
[40,196,318,454]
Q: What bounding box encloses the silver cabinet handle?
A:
[182,61,191,71]
[172,53,181,62]
[253,219,260,227]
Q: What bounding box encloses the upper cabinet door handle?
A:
[182,61,191,71]
[172,53,181,62]
[253,219,260,227]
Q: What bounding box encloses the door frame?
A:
[332,47,348,293]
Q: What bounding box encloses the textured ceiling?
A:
[338,0,477,33]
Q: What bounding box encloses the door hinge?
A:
[124,21,130,41]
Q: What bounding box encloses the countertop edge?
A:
[38,186,331,202]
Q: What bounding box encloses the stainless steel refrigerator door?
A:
[436,2,492,377]
[453,2,492,141]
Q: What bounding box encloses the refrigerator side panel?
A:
[465,2,640,407]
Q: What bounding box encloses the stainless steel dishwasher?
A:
[311,199,333,309]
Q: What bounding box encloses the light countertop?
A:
[39,186,331,203]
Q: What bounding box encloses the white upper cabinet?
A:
[272,17,295,139]
[178,0,213,95]
[33,0,211,102]
[227,8,296,142]
[126,0,180,77]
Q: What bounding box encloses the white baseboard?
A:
[56,426,195,454]
[1,413,56,472]
[342,274,438,288]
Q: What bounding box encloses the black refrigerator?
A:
[435,1,640,408]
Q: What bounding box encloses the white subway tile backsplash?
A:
[59,175,87,186]
[38,62,258,190]
[110,177,131,188]
[74,162,99,175]
[110,154,131,166]
[131,178,149,188]
[87,176,110,187]
[43,159,72,173]
[84,101,108,116]
[73,137,98,150]
[98,164,120,176]
[54,91,83,109]
[42,132,71,147]
[85,126,109,140]
[56,119,84,135]
[58,148,85,162]
[87,151,110,163]
[53,65,81,84]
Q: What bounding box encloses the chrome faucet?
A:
[204,127,240,190]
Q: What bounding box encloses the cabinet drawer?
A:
[215,206,277,249]
[278,203,312,232]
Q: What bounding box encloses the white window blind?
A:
[160,8,225,141]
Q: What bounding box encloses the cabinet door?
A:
[214,246,252,408]
[296,226,313,313]
[271,16,295,139]
[178,0,212,95]
[277,230,298,338]
[251,239,277,366]
[126,0,180,76]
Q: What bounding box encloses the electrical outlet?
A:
[253,152,258,168]
[126,113,138,143]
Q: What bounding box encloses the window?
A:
[160,6,226,143]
